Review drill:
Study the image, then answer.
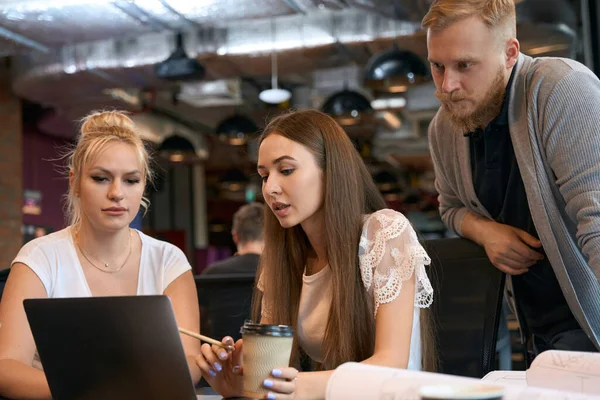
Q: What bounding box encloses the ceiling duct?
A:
[177,78,244,108]
[11,8,421,117]
[5,0,580,132]
[344,0,434,22]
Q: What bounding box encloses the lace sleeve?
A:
[359,209,434,317]
[256,272,272,321]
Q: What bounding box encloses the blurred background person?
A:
[202,202,264,275]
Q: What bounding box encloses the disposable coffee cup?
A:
[419,384,504,400]
[240,322,294,399]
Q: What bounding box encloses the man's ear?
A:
[505,37,520,68]
[232,230,239,245]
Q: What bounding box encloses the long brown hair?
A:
[252,109,436,372]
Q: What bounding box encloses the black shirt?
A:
[469,66,580,338]
[202,253,260,276]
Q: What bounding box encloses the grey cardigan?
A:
[428,53,600,350]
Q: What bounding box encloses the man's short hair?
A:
[232,202,264,243]
[422,0,516,38]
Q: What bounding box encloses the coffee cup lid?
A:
[240,322,294,337]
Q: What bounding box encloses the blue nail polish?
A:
[272,369,282,377]
[214,362,222,372]
[220,351,228,359]
[209,369,217,377]
[264,379,274,388]
[267,393,276,400]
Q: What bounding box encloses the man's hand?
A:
[481,221,545,274]
[462,212,545,275]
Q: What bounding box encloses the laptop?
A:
[24,295,198,400]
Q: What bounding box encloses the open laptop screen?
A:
[24,295,197,400]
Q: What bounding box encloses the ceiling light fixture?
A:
[322,89,373,126]
[259,19,291,104]
[364,48,429,93]
[215,114,259,146]
[158,134,207,164]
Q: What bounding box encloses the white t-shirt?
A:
[261,209,434,370]
[12,227,192,298]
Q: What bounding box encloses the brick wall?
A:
[22,126,69,231]
[0,63,22,269]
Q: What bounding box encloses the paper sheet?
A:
[527,350,600,395]
[326,362,600,400]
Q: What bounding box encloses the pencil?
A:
[178,327,235,352]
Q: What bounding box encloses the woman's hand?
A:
[263,367,298,400]
[195,336,243,398]
[195,336,299,399]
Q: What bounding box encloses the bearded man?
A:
[424,0,600,360]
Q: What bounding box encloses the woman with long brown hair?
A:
[196,109,435,400]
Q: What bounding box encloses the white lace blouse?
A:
[260,209,434,369]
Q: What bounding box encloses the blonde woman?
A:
[196,110,435,400]
[0,110,201,398]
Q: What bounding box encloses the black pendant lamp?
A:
[215,114,259,146]
[154,32,205,82]
[374,170,400,193]
[221,169,250,192]
[322,89,373,126]
[158,135,204,163]
[364,48,429,93]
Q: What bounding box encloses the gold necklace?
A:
[75,229,132,274]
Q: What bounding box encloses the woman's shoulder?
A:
[15,227,72,259]
[137,230,187,259]
[12,228,73,282]
[362,208,411,232]
[358,209,434,313]
[359,209,422,257]
[363,208,408,220]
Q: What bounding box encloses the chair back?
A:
[425,238,505,378]
[194,273,256,342]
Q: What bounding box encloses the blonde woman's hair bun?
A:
[80,109,138,138]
